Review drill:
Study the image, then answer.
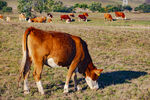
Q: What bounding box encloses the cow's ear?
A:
[93,69,103,76]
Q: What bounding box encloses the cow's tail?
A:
[18,27,34,87]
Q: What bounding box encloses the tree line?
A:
[0,0,150,17]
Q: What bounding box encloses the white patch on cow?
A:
[47,58,61,68]
[28,19,32,23]
[24,79,29,94]
[63,84,69,93]
[36,81,44,94]
[85,76,99,89]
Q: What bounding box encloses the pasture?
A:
[0,12,150,100]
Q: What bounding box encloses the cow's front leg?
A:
[64,60,79,93]
[72,72,81,91]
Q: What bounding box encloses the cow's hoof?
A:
[63,89,69,93]
[24,90,30,94]
[77,86,82,91]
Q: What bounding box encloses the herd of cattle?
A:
[0,11,126,23]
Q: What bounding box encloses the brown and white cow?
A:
[0,14,4,20]
[115,12,126,20]
[28,16,47,23]
[69,13,75,17]
[47,13,53,18]
[78,15,87,22]
[19,13,26,21]
[83,12,89,17]
[104,13,113,21]
[18,27,103,94]
[47,18,52,23]
[60,15,71,23]
[6,16,11,22]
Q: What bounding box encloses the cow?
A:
[60,15,71,23]
[115,12,126,20]
[47,13,53,18]
[69,13,75,17]
[0,14,4,20]
[83,12,89,17]
[18,27,103,95]
[47,18,52,23]
[6,16,11,22]
[78,15,87,22]
[104,13,113,21]
[19,13,26,21]
[28,16,47,23]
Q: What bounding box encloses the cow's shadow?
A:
[45,70,147,94]
[98,71,147,88]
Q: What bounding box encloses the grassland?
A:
[0,11,150,100]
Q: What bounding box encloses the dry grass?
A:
[0,12,150,100]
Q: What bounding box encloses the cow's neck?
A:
[85,62,96,77]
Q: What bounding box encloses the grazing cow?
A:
[60,15,71,23]
[104,13,113,21]
[18,27,103,94]
[83,12,89,17]
[78,15,87,22]
[47,13,53,18]
[19,13,26,21]
[47,18,52,23]
[115,12,126,20]
[6,17,11,22]
[0,14,4,20]
[28,16,47,23]
[69,13,75,17]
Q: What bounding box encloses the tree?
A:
[17,0,32,17]
[0,1,7,10]
[33,0,48,13]
[88,2,102,12]
[123,5,132,11]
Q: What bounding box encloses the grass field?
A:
[0,11,150,100]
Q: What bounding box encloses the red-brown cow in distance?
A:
[60,15,71,23]
[83,12,89,17]
[115,12,126,20]
[28,16,47,23]
[78,15,87,22]
[104,13,113,21]
[0,14,3,20]
[18,27,103,94]
[69,13,75,17]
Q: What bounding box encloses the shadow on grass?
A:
[98,71,147,88]
[44,71,147,94]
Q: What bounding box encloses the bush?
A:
[123,5,132,11]
[53,6,74,13]
[2,6,12,12]
[134,3,150,13]
[74,3,88,10]
[0,1,7,10]
[88,2,102,12]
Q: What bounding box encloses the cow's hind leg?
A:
[23,57,32,94]
[33,58,44,95]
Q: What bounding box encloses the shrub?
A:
[123,5,132,11]
[88,2,102,12]
[0,1,7,10]
[2,6,12,12]
[134,3,150,13]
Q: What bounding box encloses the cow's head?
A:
[85,63,103,89]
